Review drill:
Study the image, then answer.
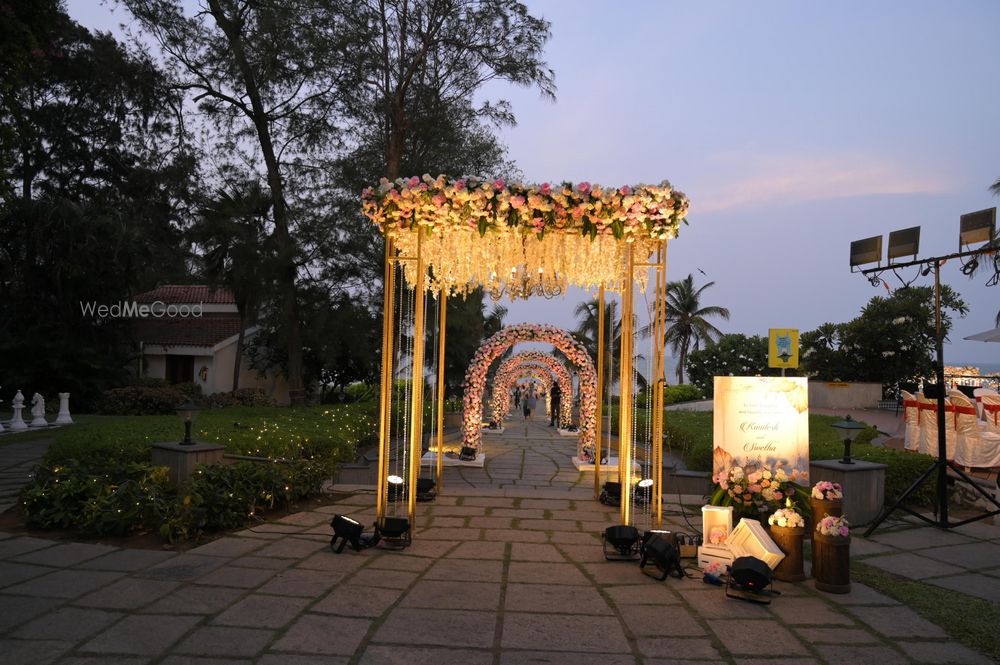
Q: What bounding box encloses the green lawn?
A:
[44,403,377,466]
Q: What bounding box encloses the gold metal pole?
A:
[619,245,635,525]
[653,242,667,528]
[376,238,396,524]
[408,233,427,532]
[436,291,448,493]
[594,283,605,500]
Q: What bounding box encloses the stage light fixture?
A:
[416,477,437,502]
[330,514,364,553]
[459,446,477,461]
[960,207,996,249]
[377,516,412,549]
[599,481,622,507]
[603,524,640,561]
[849,235,882,268]
[726,556,774,604]
[634,478,654,507]
[888,226,920,261]
[387,474,406,502]
[639,531,684,581]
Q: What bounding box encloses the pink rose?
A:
[540,182,552,195]
[493,178,505,191]
[577,181,591,194]
[408,176,420,187]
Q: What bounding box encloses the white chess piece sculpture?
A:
[9,390,27,431]
[29,393,48,427]
[55,393,73,425]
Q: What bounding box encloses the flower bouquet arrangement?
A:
[816,515,850,538]
[767,499,807,582]
[708,462,809,520]
[768,501,806,529]
[811,481,843,502]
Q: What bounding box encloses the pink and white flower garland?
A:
[492,352,575,425]
[462,323,598,457]
[363,175,689,244]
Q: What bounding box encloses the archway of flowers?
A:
[464,323,597,458]
[365,174,687,531]
[494,364,558,421]
[491,352,576,426]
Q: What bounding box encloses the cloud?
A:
[690,151,951,214]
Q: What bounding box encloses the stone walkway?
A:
[0,415,997,664]
[442,416,595,492]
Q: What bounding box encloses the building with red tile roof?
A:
[132,285,287,401]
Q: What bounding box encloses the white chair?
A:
[951,393,1000,468]
[983,394,1000,436]
[901,390,920,451]
[917,393,957,459]
[974,387,999,420]
[916,392,938,456]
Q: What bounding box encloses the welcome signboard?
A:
[713,377,810,484]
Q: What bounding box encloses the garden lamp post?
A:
[176,402,201,445]
[831,415,866,465]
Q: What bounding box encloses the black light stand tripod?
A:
[861,249,1000,536]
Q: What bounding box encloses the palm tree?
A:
[193,184,272,393]
[573,299,621,396]
[660,274,730,384]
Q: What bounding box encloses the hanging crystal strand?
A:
[400,282,414,516]
[425,288,435,481]
[393,261,406,517]
[643,284,655,532]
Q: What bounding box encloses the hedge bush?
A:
[24,403,376,542]
[203,388,275,409]
[98,386,188,415]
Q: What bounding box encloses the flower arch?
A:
[463,323,597,457]
[491,352,573,426]
[507,368,554,396]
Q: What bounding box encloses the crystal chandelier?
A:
[489,265,564,302]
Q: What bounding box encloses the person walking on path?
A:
[549,383,561,428]
[514,387,521,410]
[523,390,536,419]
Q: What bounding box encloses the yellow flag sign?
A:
[769,328,799,369]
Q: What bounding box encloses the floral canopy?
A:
[362,175,689,296]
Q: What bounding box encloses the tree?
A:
[686,334,777,397]
[573,299,621,396]
[121,0,363,402]
[192,184,272,392]
[800,285,968,391]
[659,274,730,384]
[344,0,555,180]
[799,322,850,381]
[0,1,195,406]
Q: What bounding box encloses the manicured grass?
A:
[853,560,1000,663]
[46,403,378,466]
